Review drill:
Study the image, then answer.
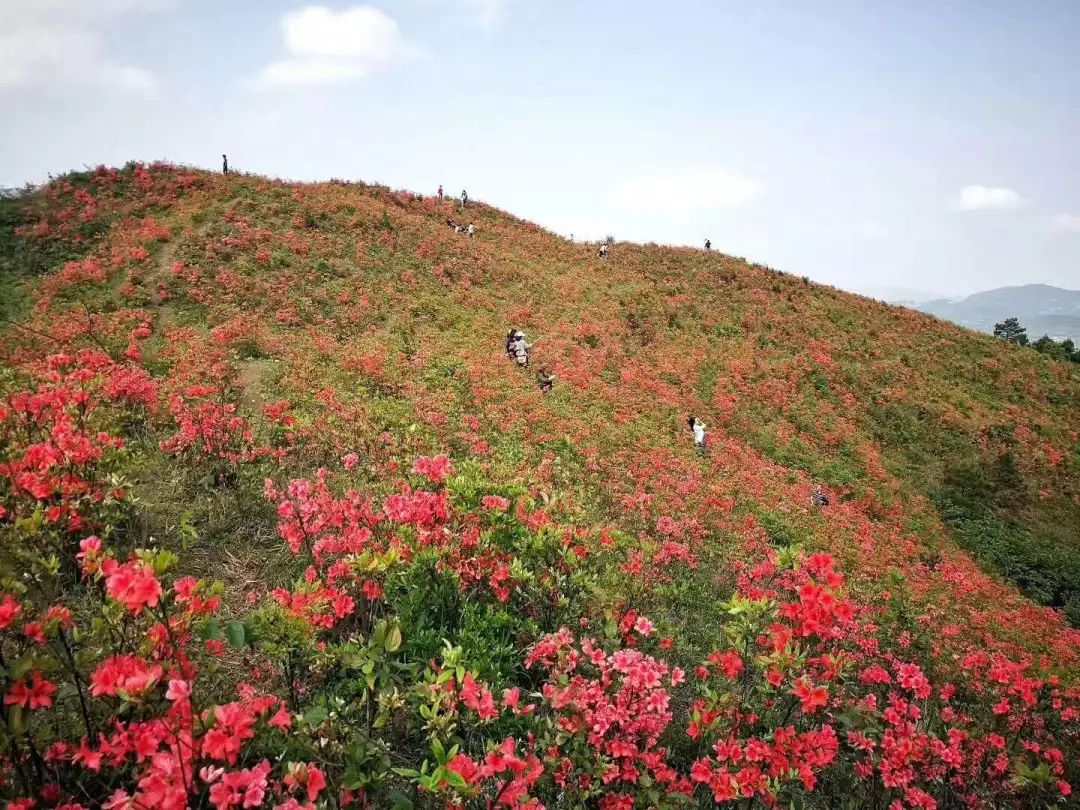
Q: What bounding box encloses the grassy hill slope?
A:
[1,163,1079,808]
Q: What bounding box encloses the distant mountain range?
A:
[902,284,1080,342]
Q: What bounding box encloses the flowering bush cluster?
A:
[1,162,1079,807]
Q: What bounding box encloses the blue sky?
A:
[2,0,1078,298]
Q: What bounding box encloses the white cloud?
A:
[611,168,764,215]
[1051,213,1080,232]
[0,1,162,94]
[258,6,414,87]
[957,185,1026,211]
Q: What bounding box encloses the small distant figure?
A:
[570,233,574,242]
[811,487,830,508]
[438,184,444,199]
[705,239,711,250]
[222,154,229,175]
[461,189,469,207]
[688,416,707,451]
[455,224,465,233]
[507,330,531,367]
[536,367,555,393]
[446,217,455,228]
[598,243,610,260]
[467,223,474,238]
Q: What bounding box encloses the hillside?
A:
[1,163,1079,808]
[916,284,1080,342]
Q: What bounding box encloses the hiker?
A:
[536,367,555,393]
[467,223,474,238]
[505,330,517,359]
[222,154,229,175]
[598,243,610,260]
[438,184,444,199]
[461,189,469,207]
[507,330,531,367]
[811,487,830,508]
[688,415,707,450]
[446,217,455,228]
[705,239,711,250]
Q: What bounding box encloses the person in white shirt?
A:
[508,330,531,367]
[467,223,474,238]
[689,416,707,450]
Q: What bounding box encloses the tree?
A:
[1063,338,1080,362]
[993,317,1028,346]
[1032,334,1080,363]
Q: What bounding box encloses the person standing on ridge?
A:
[438,184,443,199]
[689,416,707,451]
[461,189,468,207]
[705,239,711,250]
[222,154,229,175]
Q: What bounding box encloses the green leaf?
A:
[7,704,24,735]
[225,620,246,647]
[385,624,402,653]
[389,790,414,809]
[198,619,223,641]
[341,651,365,670]
[10,654,34,680]
[303,705,328,726]
[443,770,468,789]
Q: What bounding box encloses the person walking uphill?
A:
[507,330,531,367]
[438,184,443,199]
[688,415,707,452]
[222,154,229,175]
[461,189,469,208]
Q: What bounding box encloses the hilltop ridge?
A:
[1,163,1079,807]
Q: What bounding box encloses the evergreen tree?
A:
[993,317,1029,346]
